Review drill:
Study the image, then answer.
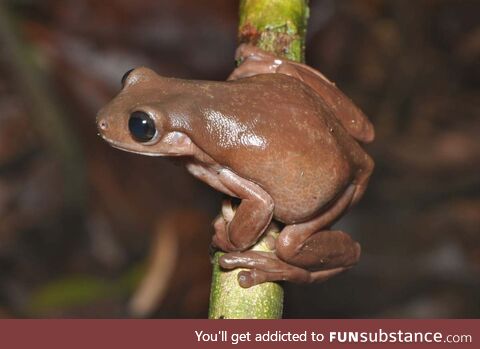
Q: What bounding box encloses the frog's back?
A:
[183,74,363,223]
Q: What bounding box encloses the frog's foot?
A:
[219,251,346,288]
[228,44,279,81]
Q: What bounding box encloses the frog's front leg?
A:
[219,185,361,287]
[212,169,274,252]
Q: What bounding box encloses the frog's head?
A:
[96,67,193,157]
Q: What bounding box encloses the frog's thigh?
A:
[218,169,274,251]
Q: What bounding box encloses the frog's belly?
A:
[260,158,352,224]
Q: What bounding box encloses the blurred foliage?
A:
[28,263,145,316]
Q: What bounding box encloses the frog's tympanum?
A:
[97,44,374,288]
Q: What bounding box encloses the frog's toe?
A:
[219,251,277,270]
[236,269,293,288]
[237,270,266,288]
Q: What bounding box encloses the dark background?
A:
[0,0,478,318]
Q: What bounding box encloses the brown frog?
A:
[96,44,374,288]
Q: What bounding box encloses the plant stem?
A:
[239,0,309,62]
[208,0,309,319]
[209,226,283,319]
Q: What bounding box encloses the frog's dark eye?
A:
[128,111,156,142]
[121,68,134,86]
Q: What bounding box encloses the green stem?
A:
[209,228,283,319]
[239,0,309,62]
[208,0,309,319]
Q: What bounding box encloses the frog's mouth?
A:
[99,135,160,156]
[109,142,164,157]
[98,134,185,157]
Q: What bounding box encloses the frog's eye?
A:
[121,68,134,86]
[128,111,157,142]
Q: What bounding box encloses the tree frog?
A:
[97,44,374,288]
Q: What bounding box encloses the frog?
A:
[96,44,374,288]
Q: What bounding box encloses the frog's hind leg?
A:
[219,184,361,287]
[276,184,361,272]
[274,152,372,269]
[220,250,348,288]
[222,227,360,287]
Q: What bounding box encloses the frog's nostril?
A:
[98,119,108,131]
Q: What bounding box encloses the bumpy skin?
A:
[97,44,374,288]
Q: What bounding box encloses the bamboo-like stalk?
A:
[208,0,309,319]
